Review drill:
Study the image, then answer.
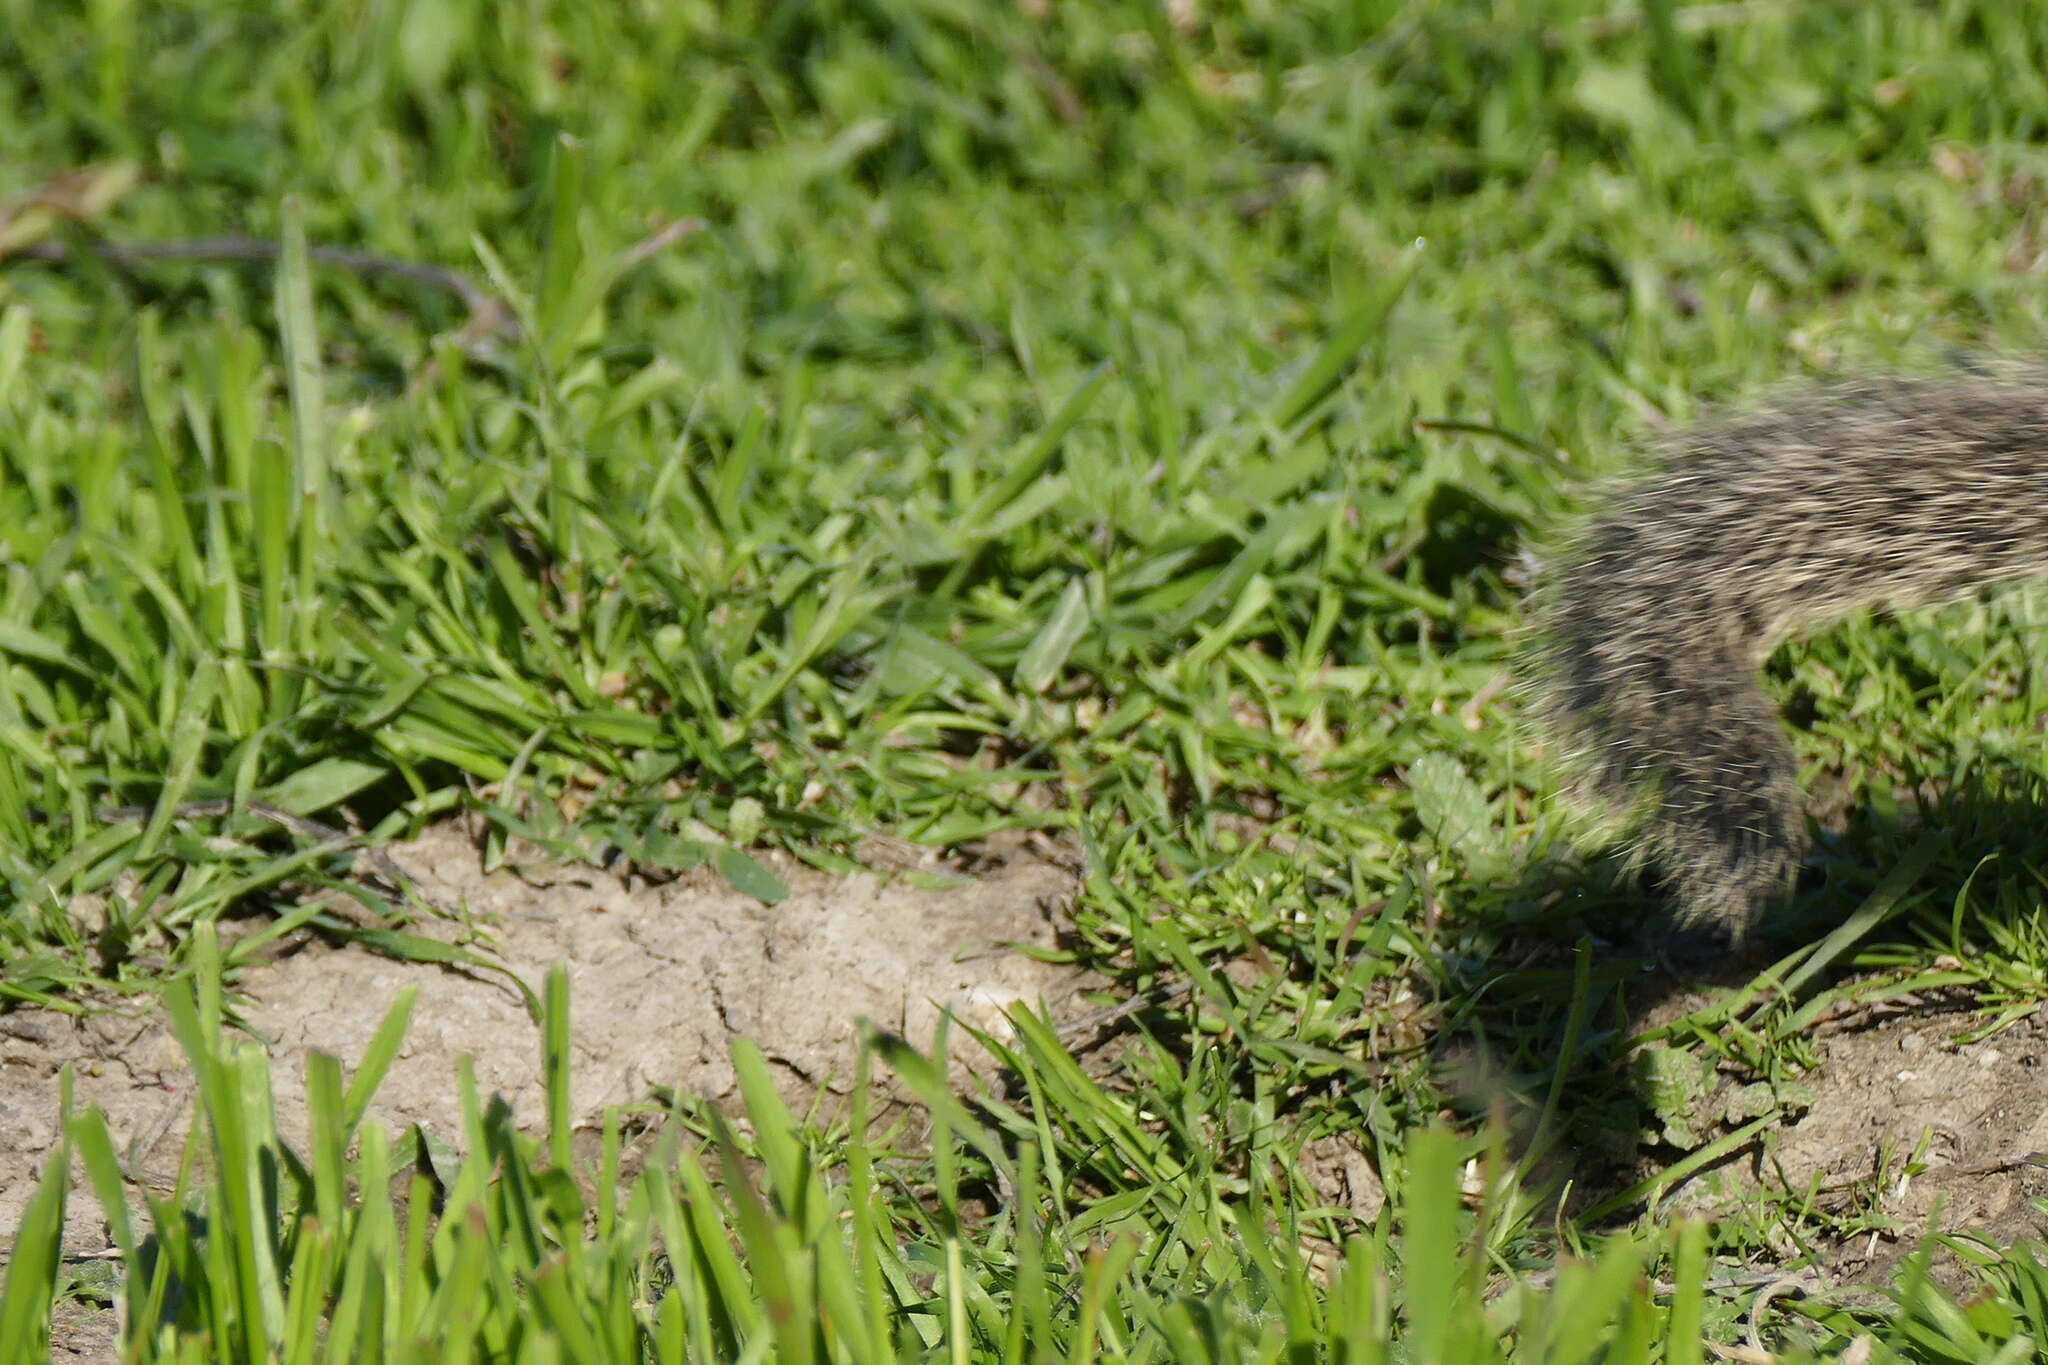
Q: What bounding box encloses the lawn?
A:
[6,0,2048,1359]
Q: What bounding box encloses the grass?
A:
[4,0,2048,1357]
[8,945,2045,1363]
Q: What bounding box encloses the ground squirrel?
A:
[1529,364,2048,943]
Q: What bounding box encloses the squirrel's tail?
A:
[1535,518,1806,939]
[1529,367,2048,941]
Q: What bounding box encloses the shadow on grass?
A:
[1431,764,2048,1222]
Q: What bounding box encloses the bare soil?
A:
[1632,977,2048,1308]
[1,823,1091,1359]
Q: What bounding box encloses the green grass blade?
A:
[0,1070,69,1365]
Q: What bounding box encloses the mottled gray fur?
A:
[1531,365,2048,941]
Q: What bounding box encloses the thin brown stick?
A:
[92,798,425,906]
[1054,978,1196,1043]
[14,220,711,354]
[615,217,708,276]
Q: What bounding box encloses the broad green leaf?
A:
[717,846,788,904]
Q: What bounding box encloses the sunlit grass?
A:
[7,0,2048,1355]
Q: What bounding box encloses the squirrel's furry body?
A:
[1532,366,2048,941]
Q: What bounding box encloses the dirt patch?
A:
[1633,985,2048,1299]
[0,823,1091,1355]
[48,1295,121,1362]
[241,825,1089,1136]
[1295,1131,1388,1224]
[1759,1005,2048,1288]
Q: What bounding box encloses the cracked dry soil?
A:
[0,823,1093,1360]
